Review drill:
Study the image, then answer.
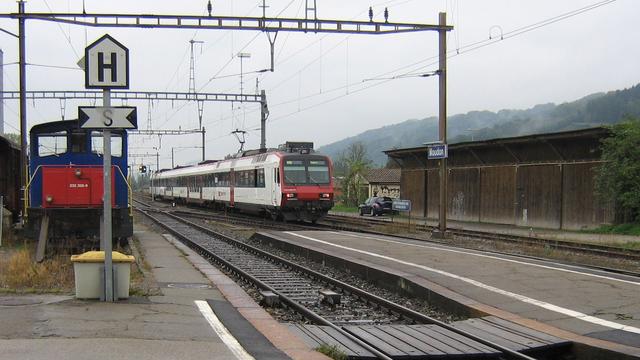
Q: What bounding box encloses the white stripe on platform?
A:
[284,231,640,334]
[329,231,640,287]
[195,300,256,360]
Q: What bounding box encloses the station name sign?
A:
[392,199,411,212]
[427,144,448,159]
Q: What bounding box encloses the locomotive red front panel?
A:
[42,166,115,208]
[283,187,332,201]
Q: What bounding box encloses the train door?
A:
[264,167,276,205]
[229,169,235,207]
[271,166,280,206]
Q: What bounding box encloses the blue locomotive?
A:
[26,120,132,252]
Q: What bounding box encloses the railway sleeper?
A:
[319,289,341,305]
[259,290,280,307]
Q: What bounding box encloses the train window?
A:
[235,170,253,187]
[308,160,330,184]
[216,172,230,187]
[91,132,123,157]
[38,131,67,157]
[256,168,265,188]
[247,170,255,187]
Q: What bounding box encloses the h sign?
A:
[85,34,129,89]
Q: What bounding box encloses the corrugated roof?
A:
[365,168,400,183]
[384,126,609,157]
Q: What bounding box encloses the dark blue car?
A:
[359,196,394,216]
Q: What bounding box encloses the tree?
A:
[595,117,640,223]
[2,133,20,146]
[338,142,371,206]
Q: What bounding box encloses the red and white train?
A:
[150,142,334,222]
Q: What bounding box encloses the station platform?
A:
[253,229,640,359]
[329,211,640,246]
[0,222,327,360]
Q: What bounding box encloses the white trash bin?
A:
[70,251,135,299]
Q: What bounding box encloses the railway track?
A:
[133,197,312,231]
[133,195,640,273]
[137,208,538,360]
[322,214,640,262]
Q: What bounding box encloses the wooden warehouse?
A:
[384,127,613,230]
[0,134,21,221]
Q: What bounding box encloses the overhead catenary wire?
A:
[207,0,618,139]
[159,0,419,147]
[41,0,81,59]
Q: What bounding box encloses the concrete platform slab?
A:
[252,230,640,358]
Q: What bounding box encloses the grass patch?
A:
[588,223,640,236]
[331,204,359,213]
[315,344,347,360]
[0,246,74,292]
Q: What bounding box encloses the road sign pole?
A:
[82,33,134,302]
[103,89,114,302]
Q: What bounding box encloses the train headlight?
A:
[320,193,331,199]
[74,168,82,177]
[45,195,54,204]
[285,193,297,199]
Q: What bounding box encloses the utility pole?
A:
[305,0,318,32]
[188,39,204,97]
[18,0,27,219]
[259,0,269,18]
[437,12,448,237]
[238,52,251,95]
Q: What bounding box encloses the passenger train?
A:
[150,142,334,222]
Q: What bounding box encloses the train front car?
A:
[278,143,334,223]
[26,120,133,247]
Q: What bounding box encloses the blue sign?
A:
[392,199,411,212]
[428,144,448,159]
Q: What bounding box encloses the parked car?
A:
[359,196,395,216]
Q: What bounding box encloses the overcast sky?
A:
[1,0,638,169]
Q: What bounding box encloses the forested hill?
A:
[317,84,640,166]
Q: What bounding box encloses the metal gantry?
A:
[0,90,262,103]
[1,12,451,34]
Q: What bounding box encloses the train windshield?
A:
[283,157,330,185]
[38,131,67,157]
[91,132,123,157]
[308,160,330,184]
